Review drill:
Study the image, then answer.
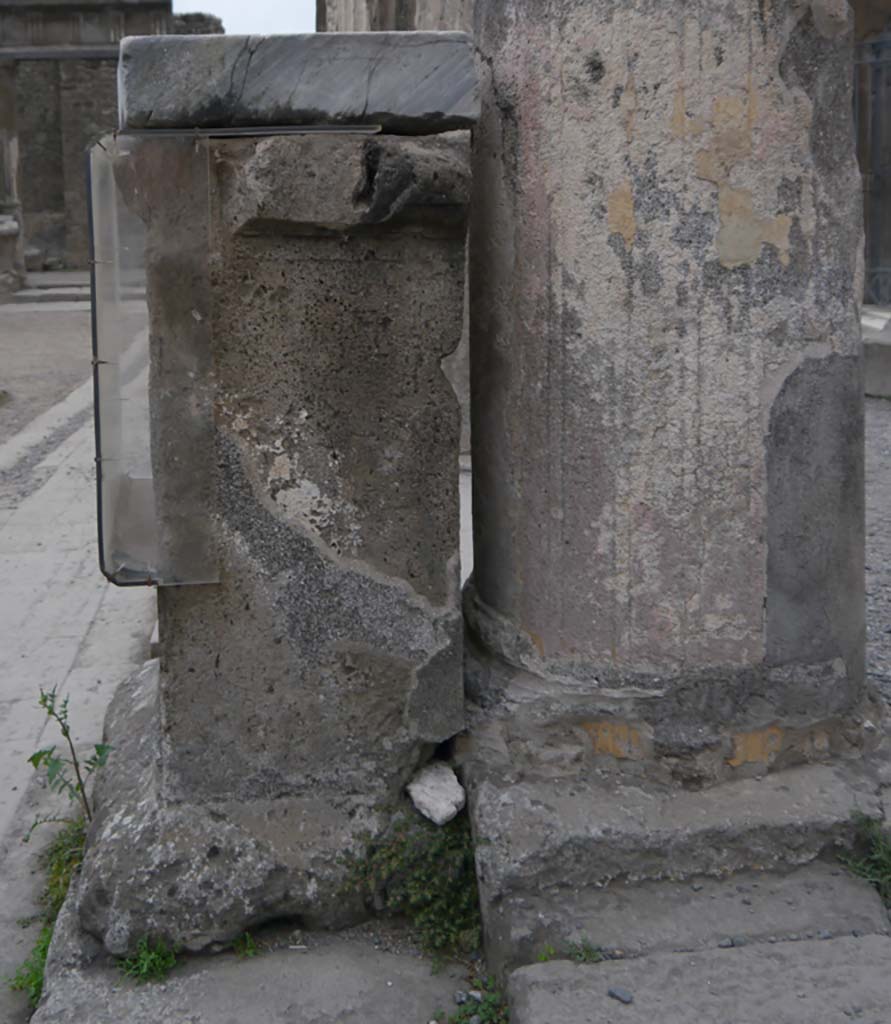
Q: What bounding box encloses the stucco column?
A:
[466,0,868,781]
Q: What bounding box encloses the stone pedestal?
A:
[462,0,878,975]
[76,33,478,956]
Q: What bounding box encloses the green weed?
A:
[440,975,509,1024]
[9,924,54,1008]
[7,817,87,1008]
[344,813,481,957]
[26,688,111,832]
[233,932,259,959]
[568,939,604,964]
[118,937,179,984]
[42,818,87,920]
[843,813,891,904]
[536,943,557,963]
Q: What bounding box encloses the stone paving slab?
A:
[0,324,155,1022]
[508,936,891,1024]
[119,32,479,133]
[0,413,155,844]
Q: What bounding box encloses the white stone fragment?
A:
[407,762,466,826]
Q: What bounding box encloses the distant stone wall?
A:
[59,59,118,267]
[2,2,224,270]
[172,12,225,34]
[0,62,24,293]
[854,0,891,39]
[15,61,64,263]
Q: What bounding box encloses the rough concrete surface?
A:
[508,936,891,1024]
[119,32,479,133]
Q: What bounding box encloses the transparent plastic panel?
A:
[89,134,218,586]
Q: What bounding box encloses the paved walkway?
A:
[0,297,155,1021]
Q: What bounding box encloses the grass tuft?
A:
[8,924,53,1009]
[569,939,604,964]
[117,937,179,984]
[439,975,509,1024]
[7,817,87,1008]
[233,932,259,959]
[843,813,891,905]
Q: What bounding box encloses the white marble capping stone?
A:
[118,32,479,133]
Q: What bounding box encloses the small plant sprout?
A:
[569,939,604,964]
[446,975,509,1024]
[26,686,111,835]
[233,932,259,959]
[536,943,557,963]
[118,937,179,983]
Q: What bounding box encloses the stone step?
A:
[10,287,145,305]
[35,890,468,1024]
[10,288,91,304]
[507,935,891,1024]
[467,762,882,946]
[865,336,891,399]
[484,862,889,976]
[25,272,90,289]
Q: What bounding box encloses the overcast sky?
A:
[173,0,317,35]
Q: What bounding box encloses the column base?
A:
[460,610,888,980]
[464,585,881,788]
[76,660,381,956]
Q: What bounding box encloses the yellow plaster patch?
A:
[695,94,754,185]
[582,720,650,760]
[716,187,791,268]
[692,86,791,269]
[607,181,636,247]
[727,726,784,768]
